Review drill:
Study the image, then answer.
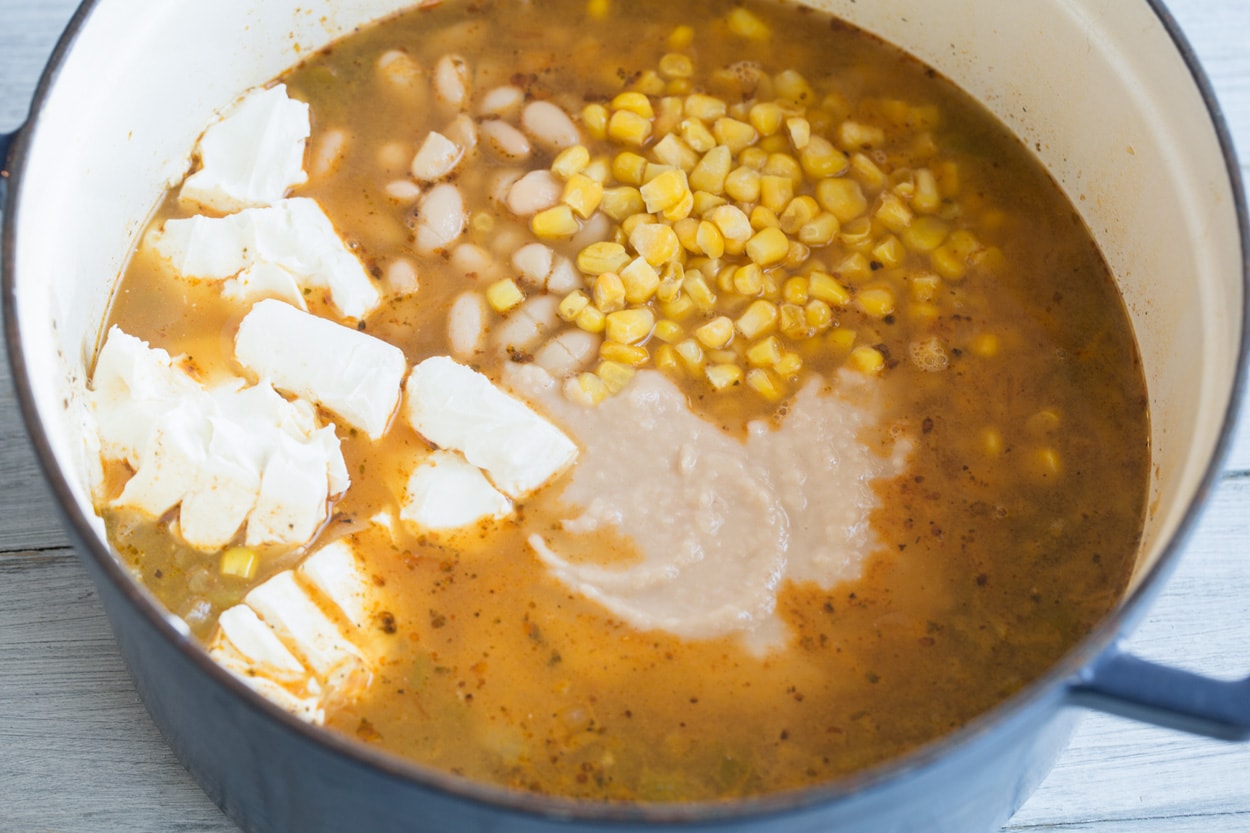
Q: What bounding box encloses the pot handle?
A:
[1,127,18,203]
[1068,641,1250,740]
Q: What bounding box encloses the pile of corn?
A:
[492,7,1004,405]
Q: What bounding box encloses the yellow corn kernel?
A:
[652,319,684,343]
[1027,409,1061,435]
[774,350,803,377]
[653,134,701,172]
[660,293,696,321]
[531,204,580,238]
[805,299,834,331]
[727,7,770,40]
[783,240,809,269]
[889,169,917,201]
[903,216,950,253]
[970,332,1000,358]
[630,223,682,266]
[597,360,637,394]
[689,145,733,194]
[486,278,525,313]
[682,273,717,312]
[657,263,685,299]
[681,119,718,154]
[760,175,796,214]
[655,96,685,135]
[782,277,809,305]
[786,117,812,151]
[745,367,784,401]
[640,168,690,214]
[672,217,700,254]
[593,271,627,312]
[654,343,680,373]
[798,212,839,247]
[746,335,784,367]
[582,103,609,141]
[587,0,610,19]
[612,91,655,119]
[619,258,661,304]
[661,190,695,222]
[827,327,856,355]
[778,196,820,235]
[712,117,758,154]
[838,120,886,149]
[832,251,872,284]
[982,427,1004,456]
[935,159,960,198]
[909,271,942,302]
[906,302,939,325]
[849,345,884,374]
[691,190,727,216]
[779,303,808,339]
[912,168,941,213]
[696,221,726,259]
[713,263,736,293]
[749,102,786,136]
[659,52,694,79]
[705,362,744,391]
[931,230,982,282]
[684,93,726,122]
[816,177,869,223]
[558,290,592,321]
[773,69,814,105]
[566,371,609,406]
[552,145,591,179]
[668,24,695,49]
[630,70,666,97]
[600,341,650,366]
[578,241,630,276]
[749,205,781,231]
[875,192,914,233]
[745,226,790,267]
[585,156,612,182]
[733,263,765,296]
[871,234,906,268]
[849,152,887,191]
[605,307,655,344]
[738,146,768,170]
[1029,447,1063,482]
[724,166,762,203]
[220,547,258,580]
[695,315,734,349]
[736,299,779,339]
[674,338,705,372]
[608,109,653,146]
[599,186,645,222]
[794,136,846,181]
[857,286,895,318]
[807,271,851,306]
[706,204,753,243]
[612,151,649,185]
[562,174,604,219]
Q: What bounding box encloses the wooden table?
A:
[2,2,1248,830]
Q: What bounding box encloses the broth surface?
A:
[98,0,1148,801]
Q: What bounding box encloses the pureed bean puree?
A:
[94,0,1149,801]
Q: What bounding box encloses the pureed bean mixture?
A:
[100,0,1149,801]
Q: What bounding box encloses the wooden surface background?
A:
[2,1,1248,830]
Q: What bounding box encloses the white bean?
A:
[570,210,614,250]
[512,243,554,285]
[533,329,600,377]
[434,54,471,110]
[546,257,582,294]
[488,168,524,208]
[385,258,420,296]
[506,170,562,217]
[448,291,486,359]
[480,119,532,161]
[521,100,581,150]
[488,225,530,258]
[378,50,423,91]
[478,85,525,120]
[384,179,423,203]
[410,131,464,182]
[492,295,560,355]
[415,183,465,256]
[377,141,411,173]
[309,128,347,179]
[449,243,502,281]
[442,113,478,152]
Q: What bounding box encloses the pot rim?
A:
[4,0,1248,824]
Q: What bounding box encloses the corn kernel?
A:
[805,299,833,330]
[807,272,851,306]
[912,168,941,213]
[582,103,609,141]
[706,362,744,391]
[746,335,784,367]
[617,259,659,304]
[816,177,869,223]
[849,345,884,374]
[681,119,718,154]
[562,174,604,219]
[774,350,803,377]
[749,205,780,231]
[712,117,758,154]
[659,52,694,80]
[600,341,650,366]
[593,272,627,312]
[760,175,795,213]
[587,0,610,19]
[486,279,525,313]
[736,299,779,339]
[982,427,1004,456]
[576,303,607,333]
[786,117,811,150]
[838,120,886,149]
[727,7,771,40]
[833,251,872,283]
[743,367,783,401]
[605,307,655,344]
[660,293,696,321]
[871,234,906,268]
[653,319,684,343]
[903,215,950,253]
[608,109,653,146]
[668,24,695,50]
[909,271,942,302]
[612,91,655,119]
[558,290,592,321]
[640,168,690,214]
[661,190,695,222]
[970,332,1000,358]
[597,360,637,393]
[688,145,732,194]
[552,145,591,179]
[762,153,802,185]
[631,70,666,96]
[695,315,734,349]
[685,93,727,122]
[730,263,763,296]
[773,69,814,105]
[779,304,808,339]
[779,196,820,235]
[849,152,887,190]
[691,190,727,216]
[671,217,699,254]
[612,151,649,185]
[654,343,680,373]
[827,327,856,354]
[684,274,718,312]
[566,371,609,406]
[653,133,700,172]
[722,166,760,203]
[578,241,630,276]
[531,204,580,238]
[875,192,914,233]
[798,212,839,247]
[674,338,705,372]
[599,186,645,222]
[1027,409,1061,434]
[907,302,940,324]
[745,226,790,266]
[857,286,895,318]
[749,102,786,136]
[657,263,685,300]
[739,146,768,170]
[630,223,682,266]
[1029,447,1063,481]
[220,547,258,580]
[695,221,726,259]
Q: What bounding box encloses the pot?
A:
[3,1,1248,831]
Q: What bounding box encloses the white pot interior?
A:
[9,0,1241,632]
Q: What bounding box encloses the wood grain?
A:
[1,1,1247,831]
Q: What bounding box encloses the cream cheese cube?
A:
[401,449,513,532]
[152,198,380,320]
[235,299,407,441]
[403,356,578,498]
[208,605,324,723]
[298,539,373,630]
[222,262,309,311]
[180,84,311,213]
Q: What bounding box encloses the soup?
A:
[90,0,1149,802]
